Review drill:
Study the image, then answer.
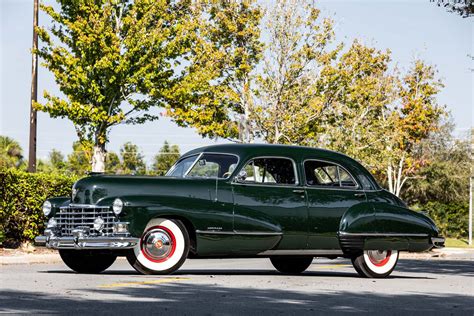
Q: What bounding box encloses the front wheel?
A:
[351,250,399,278]
[270,256,313,274]
[59,250,117,274]
[126,218,190,275]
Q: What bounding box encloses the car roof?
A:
[182,143,381,190]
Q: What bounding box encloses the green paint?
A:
[41,144,440,256]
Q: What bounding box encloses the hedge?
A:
[420,201,469,239]
[0,168,77,247]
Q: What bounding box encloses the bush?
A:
[415,201,469,239]
[0,168,77,247]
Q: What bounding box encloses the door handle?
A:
[354,193,365,198]
[292,189,305,194]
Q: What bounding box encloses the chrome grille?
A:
[57,205,117,236]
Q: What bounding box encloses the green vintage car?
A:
[35,144,444,278]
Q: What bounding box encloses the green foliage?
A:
[120,142,146,175]
[37,149,67,174]
[34,0,262,170]
[151,141,180,176]
[0,136,24,169]
[0,168,77,246]
[415,201,469,239]
[105,151,121,174]
[402,122,470,238]
[253,0,339,144]
[165,0,263,140]
[66,141,91,175]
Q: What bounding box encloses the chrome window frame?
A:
[303,159,360,190]
[183,152,240,180]
[233,156,299,187]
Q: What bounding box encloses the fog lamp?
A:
[42,201,52,216]
[112,198,123,215]
[93,217,105,231]
[113,222,129,234]
[47,217,57,228]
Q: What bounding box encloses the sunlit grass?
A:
[445,238,474,248]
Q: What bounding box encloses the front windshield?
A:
[187,153,238,179]
[166,153,238,179]
[166,155,198,177]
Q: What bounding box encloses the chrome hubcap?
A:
[367,250,391,265]
[142,229,173,260]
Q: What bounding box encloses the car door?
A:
[232,157,308,254]
[304,159,367,250]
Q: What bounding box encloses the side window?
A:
[304,160,357,188]
[238,158,296,185]
[187,153,238,179]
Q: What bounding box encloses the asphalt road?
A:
[1,257,473,315]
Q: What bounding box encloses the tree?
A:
[49,149,66,171]
[252,0,339,144]
[35,0,252,172]
[430,0,473,18]
[165,0,263,141]
[67,141,91,175]
[120,142,146,175]
[37,149,67,174]
[105,151,120,174]
[0,136,24,169]
[402,120,470,238]
[152,141,180,176]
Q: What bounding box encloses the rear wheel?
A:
[127,218,190,275]
[270,256,313,274]
[59,250,117,274]
[351,250,399,278]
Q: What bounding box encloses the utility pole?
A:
[28,0,39,173]
[469,128,473,245]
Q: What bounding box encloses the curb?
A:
[0,253,62,265]
[1,247,473,265]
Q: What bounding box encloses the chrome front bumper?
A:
[34,232,139,250]
[431,237,445,248]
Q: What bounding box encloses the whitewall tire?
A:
[126,218,190,275]
[351,250,399,278]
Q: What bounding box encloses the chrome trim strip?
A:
[232,156,300,186]
[196,230,234,235]
[35,235,139,250]
[258,249,344,256]
[339,232,429,237]
[62,204,110,209]
[195,230,283,236]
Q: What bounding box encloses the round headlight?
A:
[93,217,105,231]
[42,201,52,216]
[47,217,57,228]
[112,198,123,215]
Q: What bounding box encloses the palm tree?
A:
[0,136,24,168]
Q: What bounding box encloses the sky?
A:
[0,0,472,164]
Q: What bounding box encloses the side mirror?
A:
[234,170,247,183]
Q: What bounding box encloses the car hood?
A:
[71,175,183,205]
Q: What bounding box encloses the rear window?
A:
[304,160,357,188]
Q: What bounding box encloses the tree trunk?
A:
[92,145,106,173]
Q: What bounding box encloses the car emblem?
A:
[71,188,77,200]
